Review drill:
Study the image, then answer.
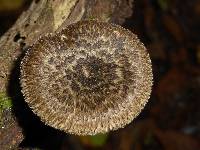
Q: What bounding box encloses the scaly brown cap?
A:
[20,20,153,135]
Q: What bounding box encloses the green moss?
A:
[0,92,12,125]
[0,92,12,110]
[89,133,108,147]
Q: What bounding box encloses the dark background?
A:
[0,0,200,149]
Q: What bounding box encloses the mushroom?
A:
[20,20,153,135]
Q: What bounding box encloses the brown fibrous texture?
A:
[20,20,153,135]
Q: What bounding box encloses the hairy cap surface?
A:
[20,20,153,135]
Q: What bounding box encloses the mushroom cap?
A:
[20,20,153,135]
